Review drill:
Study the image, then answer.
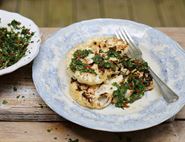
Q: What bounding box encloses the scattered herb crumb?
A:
[32,93,35,96]
[39,104,44,108]
[21,96,25,98]
[54,137,57,140]
[13,86,17,91]
[16,95,20,99]
[68,138,79,142]
[24,131,27,133]
[2,100,8,104]
[47,128,52,133]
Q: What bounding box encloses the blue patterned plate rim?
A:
[32,18,185,132]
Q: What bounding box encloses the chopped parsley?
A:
[127,74,146,103]
[92,55,116,70]
[92,55,104,64]
[73,49,92,58]
[70,49,96,74]
[122,58,149,72]
[112,82,128,107]
[112,77,145,108]
[107,47,121,58]
[103,62,115,69]
[0,19,34,69]
[112,57,151,108]
[70,58,96,74]
[70,47,123,74]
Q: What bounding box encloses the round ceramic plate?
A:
[0,10,41,75]
[33,19,185,132]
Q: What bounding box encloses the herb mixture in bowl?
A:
[67,37,153,109]
[0,19,34,69]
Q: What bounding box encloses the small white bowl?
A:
[0,10,41,76]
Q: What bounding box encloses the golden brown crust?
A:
[67,36,153,109]
[66,37,128,86]
[70,80,113,109]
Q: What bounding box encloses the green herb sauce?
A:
[70,49,96,74]
[112,57,152,108]
[0,19,34,69]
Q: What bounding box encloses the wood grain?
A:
[0,0,18,12]
[157,28,185,47]
[155,0,185,27]
[0,28,185,122]
[18,0,47,27]
[0,28,62,121]
[102,0,130,19]
[0,121,184,142]
[74,0,101,21]
[130,0,162,26]
[46,0,73,27]
[1,0,185,27]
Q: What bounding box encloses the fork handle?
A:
[149,67,179,103]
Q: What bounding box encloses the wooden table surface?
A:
[0,28,185,142]
[2,0,185,27]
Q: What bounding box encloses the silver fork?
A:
[115,27,179,103]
